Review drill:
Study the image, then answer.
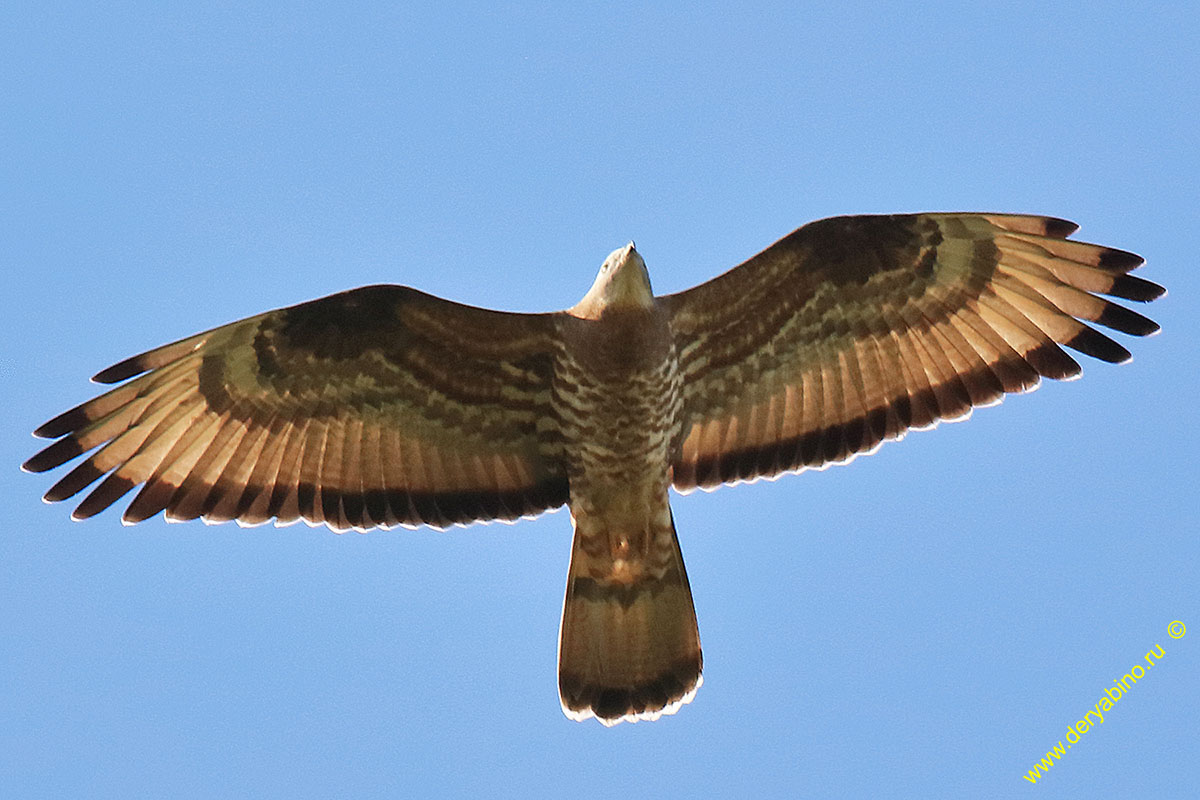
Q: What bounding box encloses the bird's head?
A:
[571,243,654,318]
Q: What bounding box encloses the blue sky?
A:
[3,2,1197,798]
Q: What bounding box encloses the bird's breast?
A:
[552,310,684,492]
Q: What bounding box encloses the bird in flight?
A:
[24,213,1162,726]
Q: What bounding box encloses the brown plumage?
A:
[24,213,1163,725]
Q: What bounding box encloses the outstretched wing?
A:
[666,213,1163,491]
[25,285,568,530]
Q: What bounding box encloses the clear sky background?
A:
[3,3,1197,798]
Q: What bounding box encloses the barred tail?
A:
[557,505,702,725]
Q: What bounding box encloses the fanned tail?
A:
[557,504,702,725]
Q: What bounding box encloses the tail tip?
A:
[559,664,703,726]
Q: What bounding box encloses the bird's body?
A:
[555,247,700,722]
[25,213,1163,725]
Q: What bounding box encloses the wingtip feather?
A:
[92,357,147,384]
[1042,217,1080,238]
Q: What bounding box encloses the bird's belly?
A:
[557,361,680,477]
[555,365,682,573]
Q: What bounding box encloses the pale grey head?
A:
[572,243,654,317]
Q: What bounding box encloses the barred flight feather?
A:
[26,286,570,531]
[666,213,1162,492]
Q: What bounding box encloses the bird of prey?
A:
[24,213,1163,726]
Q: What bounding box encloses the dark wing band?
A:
[665,213,1163,491]
[25,285,568,530]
